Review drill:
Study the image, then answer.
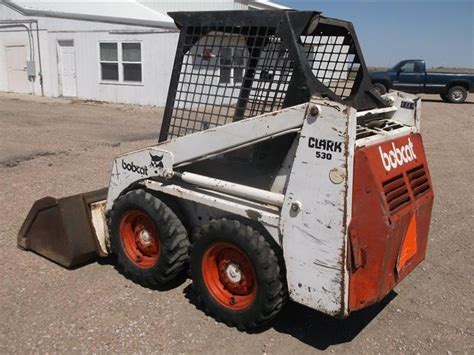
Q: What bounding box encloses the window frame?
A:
[399,62,416,74]
[218,46,248,85]
[98,40,143,85]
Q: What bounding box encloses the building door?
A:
[58,40,77,97]
[6,45,30,93]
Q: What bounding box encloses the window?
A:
[233,48,245,83]
[122,43,142,82]
[400,62,416,73]
[219,47,232,84]
[99,42,142,83]
[100,43,118,81]
[218,47,248,84]
[414,62,424,73]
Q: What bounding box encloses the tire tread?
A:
[190,218,287,331]
[109,189,190,288]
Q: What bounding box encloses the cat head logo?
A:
[149,153,164,169]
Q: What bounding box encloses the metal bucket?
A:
[17,188,108,268]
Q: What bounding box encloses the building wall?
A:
[138,0,248,13]
[45,29,178,106]
[0,4,179,106]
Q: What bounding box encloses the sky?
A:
[277,0,474,68]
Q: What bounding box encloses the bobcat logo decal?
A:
[149,153,164,169]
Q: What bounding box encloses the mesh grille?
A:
[247,36,293,118]
[167,27,295,139]
[301,24,361,99]
[161,11,377,142]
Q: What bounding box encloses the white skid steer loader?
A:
[18,10,434,330]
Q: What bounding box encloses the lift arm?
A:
[106,103,307,210]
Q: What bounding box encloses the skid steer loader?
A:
[18,10,434,330]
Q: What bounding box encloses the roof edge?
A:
[2,0,177,29]
[248,0,290,10]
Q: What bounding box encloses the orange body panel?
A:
[349,133,434,311]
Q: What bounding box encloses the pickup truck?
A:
[370,59,474,103]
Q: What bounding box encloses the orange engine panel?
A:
[349,133,434,311]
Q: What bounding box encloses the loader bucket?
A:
[17,188,108,268]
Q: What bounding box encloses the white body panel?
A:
[280,99,356,316]
[90,200,108,255]
[106,104,306,209]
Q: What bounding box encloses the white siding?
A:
[0,3,179,105]
[138,0,248,13]
[0,0,284,106]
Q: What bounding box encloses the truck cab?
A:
[370,59,474,103]
[372,60,427,94]
[389,60,427,93]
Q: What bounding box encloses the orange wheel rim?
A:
[119,210,160,269]
[202,242,257,311]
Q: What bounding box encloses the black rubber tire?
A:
[447,85,467,103]
[372,82,388,95]
[440,93,450,102]
[109,189,190,288]
[190,218,287,330]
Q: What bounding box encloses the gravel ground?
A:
[0,92,473,353]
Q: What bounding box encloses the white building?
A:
[0,0,287,106]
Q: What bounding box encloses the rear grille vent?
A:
[407,165,430,198]
[383,174,411,212]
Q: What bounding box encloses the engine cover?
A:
[349,133,434,311]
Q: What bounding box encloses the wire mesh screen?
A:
[246,36,293,118]
[301,23,361,99]
[161,12,377,141]
[167,26,295,139]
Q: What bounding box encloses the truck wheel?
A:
[372,83,387,95]
[440,93,450,102]
[190,218,287,330]
[447,86,467,103]
[109,189,190,288]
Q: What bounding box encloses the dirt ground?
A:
[0,92,473,353]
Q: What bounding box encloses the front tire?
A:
[372,82,388,96]
[447,85,467,103]
[190,218,287,330]
[109,189,190,288]
[440,93,450,102]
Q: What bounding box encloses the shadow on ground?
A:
[21,247,397,350]
[183,283,397,350]
[271,292,397,350]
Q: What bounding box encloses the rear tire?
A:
[190,218,287,330]
[372,83,387,96]
[109,189,190,288]
[447,85,467,103]
[440,93,450,102]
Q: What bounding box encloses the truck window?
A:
[414,62,424,73]
[400,62,416,73]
